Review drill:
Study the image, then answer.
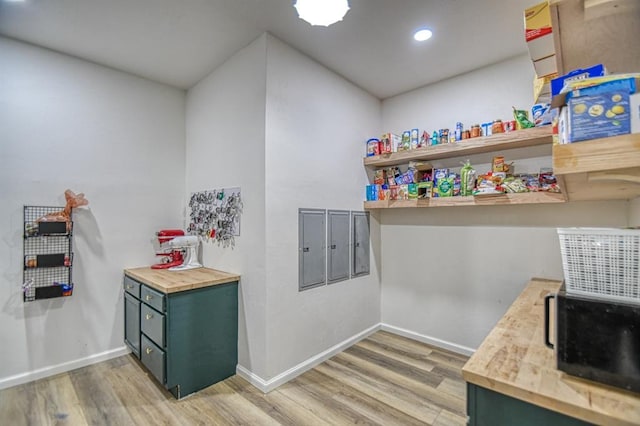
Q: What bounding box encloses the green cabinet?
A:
[123,275,238,399]
[467,384,593,426]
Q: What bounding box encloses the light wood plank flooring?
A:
[0,331,469,425]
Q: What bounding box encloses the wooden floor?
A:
[0,331,469,425]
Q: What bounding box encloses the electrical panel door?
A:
[352,211,370,277]
[327,210,350,284]
[299,209,326,291]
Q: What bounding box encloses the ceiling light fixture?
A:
[294,0,350,27]
[414,29,433,42]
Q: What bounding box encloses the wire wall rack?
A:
[23,206,73,302]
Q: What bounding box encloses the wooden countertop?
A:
[124,267,240,294]
[462,278,640,426]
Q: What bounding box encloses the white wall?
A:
[380,55,630,352]
[185,35,268,377]
[186,33,383,384]
[264,35,382,379]
[630,198,640,227]
[0,37,186,387]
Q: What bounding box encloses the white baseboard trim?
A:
[0,346,131,390]
[381,323,476,357]
[236,323,381,393]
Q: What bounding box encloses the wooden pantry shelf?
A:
[553,133,640,175]
[553,133,640,202]
[363,192,565,209]
[363,126,552,168]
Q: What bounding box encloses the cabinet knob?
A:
[126,285,133,290]
[145,295,153,301]
[145,347,153,355]
[145,313,153,320]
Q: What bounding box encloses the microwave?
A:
[544,286,640,393]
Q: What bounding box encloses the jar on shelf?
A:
[492,119,504,134]
[470,124,482,138]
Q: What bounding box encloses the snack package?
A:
[532,103,552,126]
[389,185,399,200]
[400,131,411,151]
[408,183,418,199]
[432,168,449,198]
[419,131,429,148]
[452,174,461,197]
[539,168,560,192]
[410,129,419,150]
[513,107,535,129]
[398,184,409,200]
[460,160,476,196]
[373,169,386,185]
[492,156,505,173]
[437,176,454,197]
[502,177,529,193]
[474,172,505,195]
[386,167,401,186]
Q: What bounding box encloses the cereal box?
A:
[568,90,631,142]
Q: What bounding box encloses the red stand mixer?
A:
[151,229,185,269]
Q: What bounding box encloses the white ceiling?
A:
[0,0,537,99]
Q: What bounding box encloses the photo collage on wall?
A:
[187,187,242,248]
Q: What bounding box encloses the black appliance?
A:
[544,285,640,393]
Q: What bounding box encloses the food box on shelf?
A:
[632,93,640,134]
[551,64,606,97]
[534,73,556,104]
[567,90,630,143]
[554,77,638,143]
[525,1,557,77]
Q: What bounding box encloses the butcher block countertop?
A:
[124,267,240,294]
[462,278,640,426]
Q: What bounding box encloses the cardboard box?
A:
[534,73,557,103]
[417,182,432,199]
[380,133,401,153]
[557,106,570,144]
[551,64,606,96]
[525,1,555,61]
[566,77,637,102]
[533,55,558,79]
[568,90,631,143]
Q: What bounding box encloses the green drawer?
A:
[141,285,165,312]
[123,275,140,298]
[141,334,165,385]
[141,303,165,348]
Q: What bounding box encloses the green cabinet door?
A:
[467,384,593,426]
[165,281,238,398]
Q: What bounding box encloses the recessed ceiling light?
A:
[294,0,350,27]
[414,29,433,42]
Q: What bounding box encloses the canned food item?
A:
[366,138,380,156]
[471,124,481,138]
[482,122,492,137]
[492,120,504,134]
[439,128,449,144]
[455,122,463,141]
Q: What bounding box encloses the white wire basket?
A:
[557,228,640,304]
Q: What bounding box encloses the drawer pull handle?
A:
[145,295,153,301]
[145,347,153,355]
[126,285,133,290]
[145,313,153,320]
